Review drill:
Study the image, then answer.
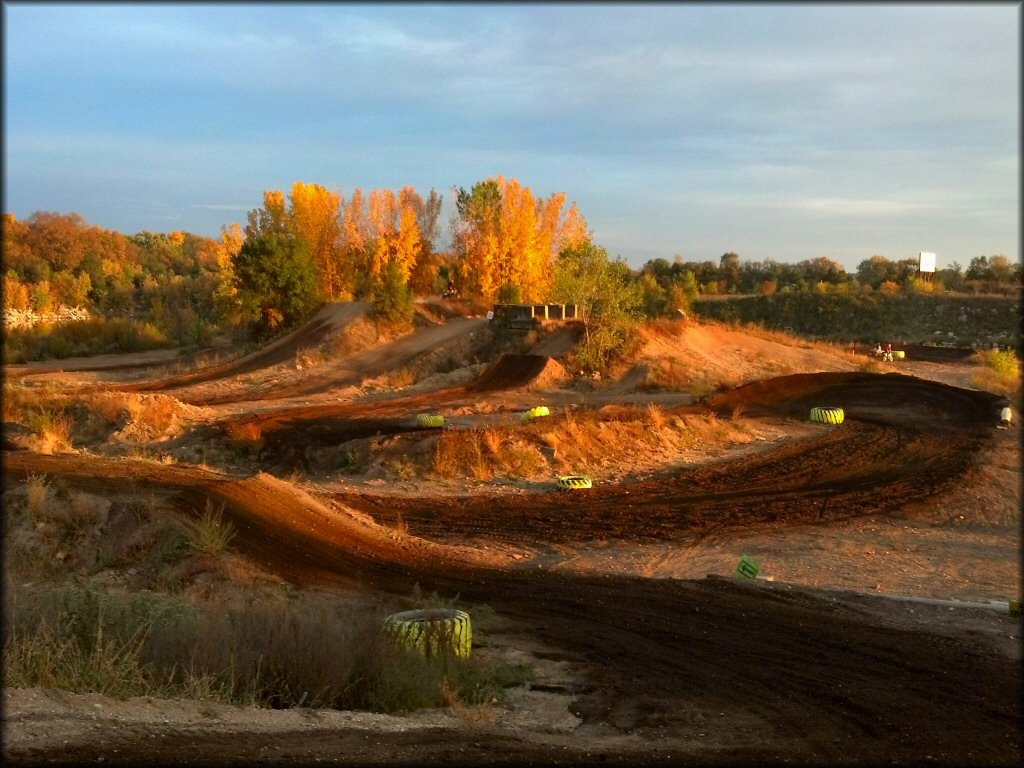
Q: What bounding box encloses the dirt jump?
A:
[3,353,1019,765]
[2,302,372,388]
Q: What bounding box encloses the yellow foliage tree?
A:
[363,187,423,292]
[214,222,244,321]
[289,182,343,300]
[452,176,588,303]
[339,188,371,297]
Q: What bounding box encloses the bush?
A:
[983,348,1019,377]
[2,318,172,363]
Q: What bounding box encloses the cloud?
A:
[794,198,930,217]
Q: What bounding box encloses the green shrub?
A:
[984,348,1018,376]
[371,259,415,327]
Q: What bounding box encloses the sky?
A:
[3,2,1020,272]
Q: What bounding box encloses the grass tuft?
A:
[183,500,237,556]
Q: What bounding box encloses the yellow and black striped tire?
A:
[894,351,906,360]
[521,405,551,423]
[810,407,845,425]
[382,608,472,658]
[416,414,445,428]
[557,475,593,490]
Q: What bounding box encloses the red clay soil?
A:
[3,371,1019,766]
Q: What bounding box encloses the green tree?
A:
[233,233,318,337]
[371,258,415,327]
[639,273,668,317]
[856,255,895,288]
[718,252,741,293]
[988,255,1014,283]
[668,270,700,313]
[551,242,642,373]
[799,256,846,285]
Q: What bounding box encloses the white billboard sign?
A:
[918,252,936,273]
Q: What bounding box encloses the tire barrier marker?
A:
[557,474,593,490]
[1010,599,1021,617]
[810,406,845,425]
[735,554,760,579]
[521,405,551,423]
[382,608,472,658]
[416,414,445,428]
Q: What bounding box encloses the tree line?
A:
[4,179,1021,367]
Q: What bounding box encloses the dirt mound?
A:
[529,357,571,389]
[468,353,558,392]
[631,321,859,386]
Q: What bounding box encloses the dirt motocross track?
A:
[2,308,1021,766]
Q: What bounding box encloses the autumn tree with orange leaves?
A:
[337,185,442,299]
[450,176,588,304]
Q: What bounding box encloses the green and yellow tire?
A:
[894,350,906,360]
[557,475,593,490]
[521,405,551,423]
[382,608,472,658]
[416,414,445,428]
[810,407,845,425]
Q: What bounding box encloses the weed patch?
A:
[2,583,531,713]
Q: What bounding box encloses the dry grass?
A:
[970,349,1021,398]
[183,500,237,557]
[364,367,418,391]
[644,318,689,338]
[711,318,862,361]
[24,474,51,522]
[430,405,751,482]
[4,386,183,446]
[639,358,692,391]
[433,428,545,480]
[27,407,73,453]
[3,477,531,713]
